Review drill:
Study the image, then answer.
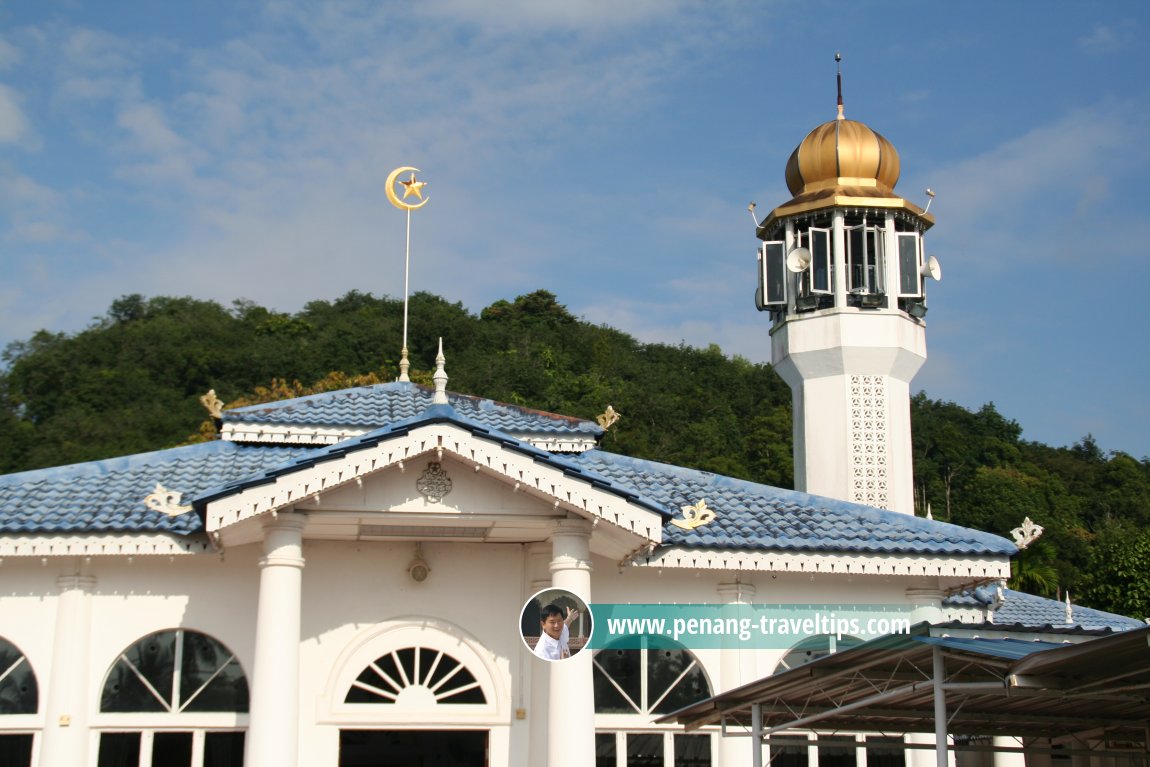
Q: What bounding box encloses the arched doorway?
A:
[324,620,506,767]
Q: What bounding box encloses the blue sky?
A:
[1,1,1147,458]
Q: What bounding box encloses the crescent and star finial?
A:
[386,166,429,211]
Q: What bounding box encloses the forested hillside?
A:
[3,291,1148,617]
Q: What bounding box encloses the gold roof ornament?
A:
[144,483,194,517]
[671,499,716,531]
[596,405,621,430]
[199,389,224,419]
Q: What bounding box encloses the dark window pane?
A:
[373,653,405,690]
[820,736,857,767]
[98,733,141,767]
[811,229,831,293]
[424,652,458,688]
[652,662,710,715]
[181,656,249,713]
[180,632,241,711]
[152,731,193,767]
[898,234,920,296]
[395,648,417,685]
[595,733,616,767]
[648,649,711,715]
[866,737,905,767]
[204,732,245,767]
[592,650,640,714]
[124,631,177,706]
[626,733,663,767]
[102,661,167,712]
[647,649,691,708]
[764,242,786,305]
[438,686,486,704]
[0,654,37,715]
[675,734,712,767]
[436,665,478,698]
[344,685,381,703]
[0,734,33,767]
[849,227,865,289]
[771,735,809,767]
[593,664,636,714]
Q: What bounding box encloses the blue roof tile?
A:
[1,403,1013,558]
[0,441,310,536]
[225,381,601,436]
[567,450,1017,556]
[196,405,667,517]
[944,586,1145,631]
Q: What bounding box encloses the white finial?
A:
[398,347,411,382]
[925,503,933,520]
[432,338,448,404]
[1065,591,1073,624]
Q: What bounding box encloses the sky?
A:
[1,1,1148,459]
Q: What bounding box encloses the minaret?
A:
[755,58,938,515]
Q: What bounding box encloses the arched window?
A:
[345,647,486,706]
[0,637,36,714]
[0,636,37,767]
[593,639,714,766]
[97,629,248,767]
[772,633,862,674]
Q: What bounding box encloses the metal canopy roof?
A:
[659,623,1150,745]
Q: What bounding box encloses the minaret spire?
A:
[835,51,844,120]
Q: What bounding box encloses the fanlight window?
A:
[0,637,37,714]
[101,629,249,713]
[345,647,486,705]
[593,641,711,716]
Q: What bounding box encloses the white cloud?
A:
[910,99,1150,267]
[0,84,30,143]
[1078,21,1137,53]
[0,37,20,70]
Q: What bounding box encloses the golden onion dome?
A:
[784,115,900,196]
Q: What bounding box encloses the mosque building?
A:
[0,76,1141,767]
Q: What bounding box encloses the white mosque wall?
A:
[0,535,949,766]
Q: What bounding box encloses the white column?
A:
[39,571,95,767]
[717,580,756,767]
[832,209,847,306]
[246,513,307,767]
[548,520,594,767]
[525,541,552,767]
[906,588,945,625]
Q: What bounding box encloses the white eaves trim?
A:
[221,421,598,453]
[0,533,211,558]
[206,423,663,542]
[634,548,1011,580]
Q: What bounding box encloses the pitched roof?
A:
[224,381,601,437]
[197,404,666,519]
[944,585,1145,632]
[0,441,310,536]
[0,398,1014,558]
[569,450,1016,556]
